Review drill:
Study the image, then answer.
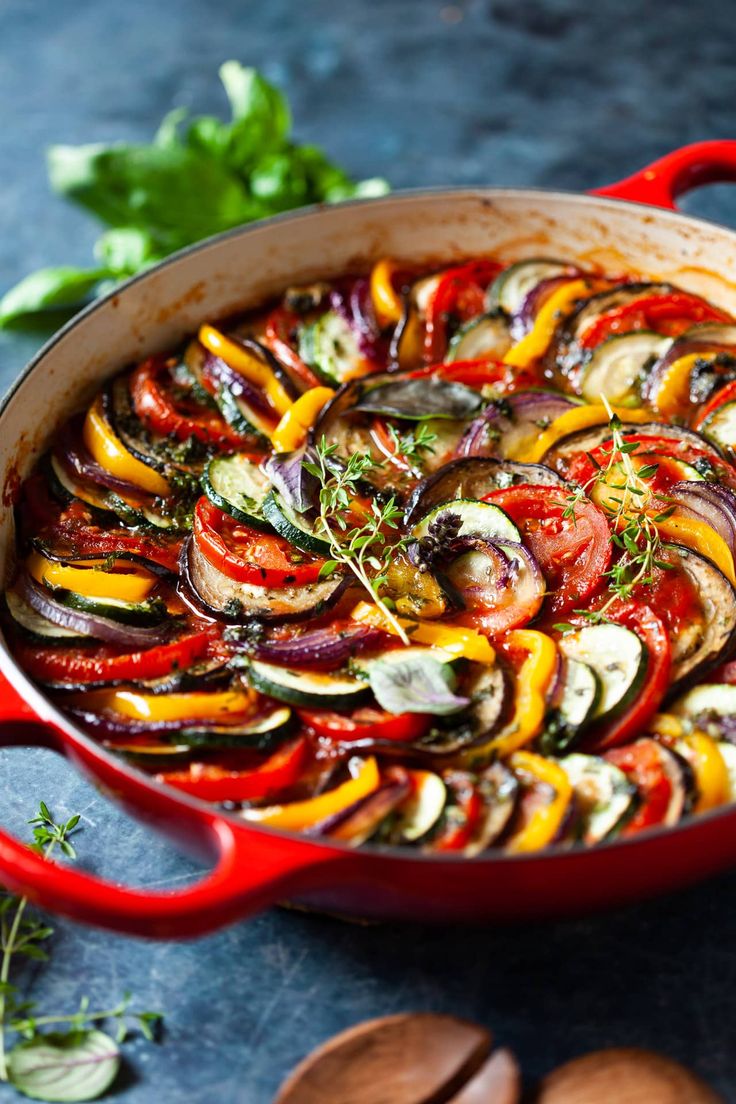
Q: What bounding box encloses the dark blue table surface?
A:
[3,1,736,1100]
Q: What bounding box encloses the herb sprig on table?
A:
[0,61,388,329]
[0,803,161,1101]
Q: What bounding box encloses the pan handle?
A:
[591,140,736,210]
[0,671,347,938]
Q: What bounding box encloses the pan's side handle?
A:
[591,141,736,210]
[0,670,346,938]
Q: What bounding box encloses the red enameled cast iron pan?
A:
[2,143,736,938]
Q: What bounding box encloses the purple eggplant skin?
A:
[229,333,301,401]
[311,775,412,845]
[404,457,565,526]
[179,536,349,624]
[660,542,736,696]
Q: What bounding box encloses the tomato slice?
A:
[604,738,676,836]
[579,292,730,349]
[428,772,483,851]
[14,625,217,686]
[693,378,736,429]
[263,306,322,389]
[584,602,671,751]
[130,357,248,447]
[193,497,326,586]
[423,261,503,363]
[157,736,309,802]
[485,484,611,616]
[563,433,736,490]
[298,707,430,744]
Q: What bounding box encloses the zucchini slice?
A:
[49,453,183,533]
[203,453,271,528]
[412,498,520,543]
[261,492,331,555]
[558,753,636,844]
[671,683,736,735]
[701,399,736,453]
[558,623,647,722]
[298,311,363,386]
[445,314,511,363]
[487,258,574,314]
[542,657,601,752]
[580,331,671,406]
[246,659,371,708]
[49,588,169,628]
[177,706,294,750]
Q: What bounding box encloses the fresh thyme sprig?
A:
[386,422,438,471]
[558,398,674,625]
[0,803,162,1099]
[305,436,411,642]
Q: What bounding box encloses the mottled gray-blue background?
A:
[2,1,736,1100]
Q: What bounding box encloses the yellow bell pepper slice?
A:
[656,515,736,585]
[76,688,257,723]
[648,713,729,813]
[271,386,335,453]
[484,630,558,758]
[519,403,652,463]
[27,551,155,604]
[350,601,495,663]
[241,757,380,831]
[83,396,170,496]
[503,279,591,369]
[370,259,404,327]
[199,324,292,417]
[506,751,573,853]
[650,352,700,417]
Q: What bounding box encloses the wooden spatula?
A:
[273,1012,519,1104]
[534,1047,723,1103]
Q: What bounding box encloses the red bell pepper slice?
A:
[579,291,730,349]
[423,261,503,363]
[693,379,736,429]
[297,706,430,744]
[130,357,249,448]
[157,736,309,802]
[605,739,675,837]
[264,306,322,389]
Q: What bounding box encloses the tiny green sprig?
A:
[0,804,162,1100]
[305,436,411,642]
[386,422,438,470]
[558,398,673,623]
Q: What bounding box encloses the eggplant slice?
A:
[662,542,736,693]
[182,536,348,623]
[404,457,565,525]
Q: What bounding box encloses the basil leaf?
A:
[47,143,256,248]
[8,1030,120,1102]
[355,377,483,420]
[220,61,291,169]
[369,654,470,715]
[0,267,110,327]
[94,228,160,275]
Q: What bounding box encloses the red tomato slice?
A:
[485,485,611,616]
[193,497,326,586]
[423,261,503,363]
[563,433,736,491]
[429,772,483,852]
[579,292,730,349]
[693,379,736,429]
[263,306,322,389]
[130,357,249,447]
[297,707,430,744]
[604,738,676,837]
[157,736,309,802]
[15,626,217,686]
[584,603,671,751]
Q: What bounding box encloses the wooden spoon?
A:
[273,1012,497,1104]
[534,1047,724,1104]
[448,1047,521,1104]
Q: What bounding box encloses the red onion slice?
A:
[511,274,581,340]
[201,353,277,420]
[19,574,172,647]
[245,623,389,669]
[457,391,577,459]
[56,418,151,498]
[666,480,736,558]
